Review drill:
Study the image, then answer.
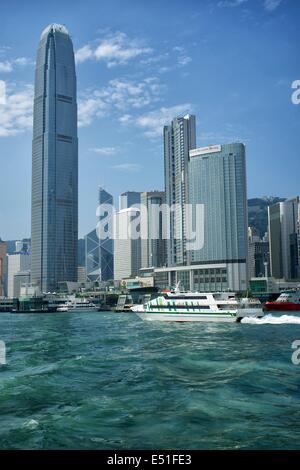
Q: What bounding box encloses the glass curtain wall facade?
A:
[98,187,114,281]
[119,192,141,210]
[0,240,6,297]
[164,114,196,267]
[268,197,299,279]
[31,24,78,293]
[113,208,141,280]
[140,191,166,269]
[85,188,114,282]
[188,143,248,290]
[85,229,101,283]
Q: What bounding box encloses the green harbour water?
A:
[0,311,300,450]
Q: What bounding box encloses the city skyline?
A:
[1,2,300,456]
[0,0,300,240]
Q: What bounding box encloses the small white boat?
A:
[65,299,98,312]
[131,291,264,322]
[56,305,69,312]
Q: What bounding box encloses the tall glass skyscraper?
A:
[268,197,299,279]
[188,143,248,291]
[154,142,249,292]
[140,191,166,269]
[85,188,114,283]
[164,114,196,267]
[119,191,141,210]
[31,24,78,293]
[0,239,7,297]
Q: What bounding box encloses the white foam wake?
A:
[241,314,300,325]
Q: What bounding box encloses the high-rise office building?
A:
[0,239,6,297]
[298,204,300,277]
[85,229,101,283]
[85,188,114,282]
[7,252,31,298]
[140,191,166,269]
[114,208,141,280]
[155,143,248,292]
[77,266,87,284]
[119,191,141,210]
[77,239,86,268]
[188,143,248,291]
[31,24,78,293]
[98,187,114,281]
[248,227,269,279]
[268,197,299,280]
[164,114,196,267]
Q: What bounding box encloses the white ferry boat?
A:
[131,291,264,322]
[57,299,98,312]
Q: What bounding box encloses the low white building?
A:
[7,253,31,298]
[154,262,247,292]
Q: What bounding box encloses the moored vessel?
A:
[55,298,98,312]
[66,299,98,312]
[56,305,69,312]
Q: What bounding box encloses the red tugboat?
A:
[265,289,300,311]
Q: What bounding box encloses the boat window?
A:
[218,304,236,309]
[164,295,207,300]
[149,305,210,310]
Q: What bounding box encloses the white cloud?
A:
[140,53,169,66]
[0,57,33,73]
[14,57,34,66]
[217,0,282,10]
[134,103,193,138]
[217,0,248,6]
[78,97,108,127]
[76,31,192,76]
[78,77,163,127]
[75,45,93,64]
[118,114,132,124]
[0,83,33,137]
[75,31,152,67]
[140,47,192,74]
[108,77,162,109]
[112,163,141,172]
[0,61,13,73]
[90,147,119,156]
[0,46,11,56]
[263,0,282,11]
[0,80,5,105]
[200,131,243,144]
[199,123,251,145]
[177,55,192,67]
[173,46,192,68]
[157,66,171,74]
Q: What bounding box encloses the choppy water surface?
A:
[0,311,300,449]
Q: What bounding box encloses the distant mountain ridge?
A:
[248,196,286,238]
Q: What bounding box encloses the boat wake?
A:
[241,314,300,325]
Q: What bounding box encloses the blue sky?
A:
[0,0,299,240]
